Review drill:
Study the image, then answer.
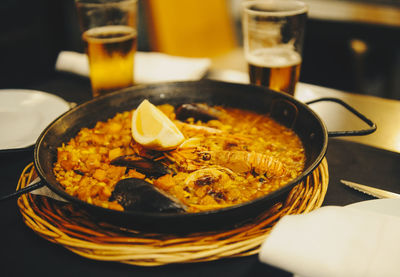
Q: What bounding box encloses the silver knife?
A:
[340,180,400,199]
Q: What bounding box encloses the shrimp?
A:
[175,121,223,136]
[165,148,287,178]
[202,150,287,178]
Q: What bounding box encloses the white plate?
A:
[0,89,70,151]
[345,198,400,218]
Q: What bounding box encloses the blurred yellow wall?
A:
[145,0,237,57]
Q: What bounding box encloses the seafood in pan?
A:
[53,101,305,213]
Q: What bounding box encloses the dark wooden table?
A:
[1,72,399,277]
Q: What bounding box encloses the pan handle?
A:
[305,97,377,137]
[0,178,45,202]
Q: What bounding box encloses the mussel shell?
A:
[175,103,220,122]
[109,178,186,213]
[110,155,171,178]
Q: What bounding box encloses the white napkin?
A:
[29,177,67,202]
[55,51,211,84]
[259,205,400,277]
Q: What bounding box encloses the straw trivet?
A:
[17,159,328,266]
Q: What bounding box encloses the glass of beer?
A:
[242,0,307,96]
[75,0,137,97]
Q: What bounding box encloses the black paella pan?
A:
[7,80,376,233]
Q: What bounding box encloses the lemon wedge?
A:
[131,99,185,150]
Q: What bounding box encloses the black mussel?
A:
[110,155,171,178]
[175,103,221,122]
[109,178,187,213]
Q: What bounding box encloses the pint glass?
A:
[76,0,138,97]
[242,0,307,96]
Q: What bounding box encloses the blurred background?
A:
[0,0,399,99]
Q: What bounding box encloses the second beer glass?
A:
[242,0,307,96]
[76,0,137,97]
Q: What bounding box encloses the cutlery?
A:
[340,179,400,199]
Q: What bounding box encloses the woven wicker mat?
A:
[17,159,328,266]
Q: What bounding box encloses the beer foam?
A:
[83,25,137,43]
[246,47,301,68]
